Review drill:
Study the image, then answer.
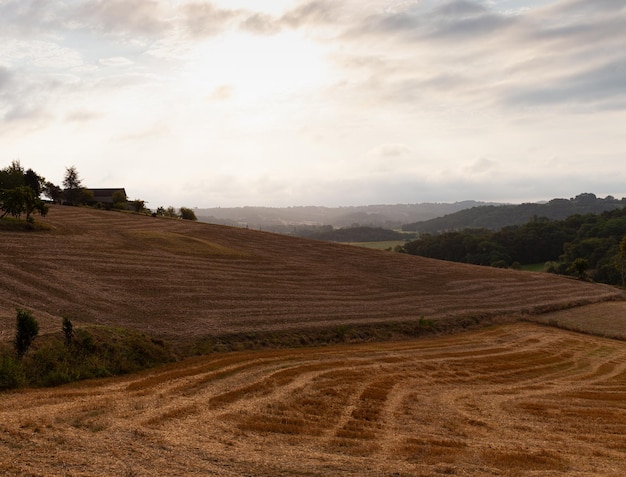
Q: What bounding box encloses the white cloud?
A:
[72,0,171,37]
[463,157,498,175]
[98,56,134,67]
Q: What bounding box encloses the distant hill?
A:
[295,225,413,243]
[195,201,493,232]
[402,193,626,233]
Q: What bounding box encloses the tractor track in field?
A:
[3,321,626,476]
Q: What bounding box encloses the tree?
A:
[43,181,63,203]
[26,189,48,224]
[570,258,589,280]
[179,207,197,221]
[619,235,626,287]
[0,186,27,219]
[2,186,49,224]
[131,199,147,213]
[15,309,39,359]
[23,168,44,195]
[63,166,84,205]
[0,160,25,190]
[0,163,48,224]
[62,317,74,347]
[111,190,127,210]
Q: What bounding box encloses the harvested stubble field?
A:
[0,205,621,343]
[2,206,626,476]
[3,322,626,475]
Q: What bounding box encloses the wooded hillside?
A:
[403,193,626,233]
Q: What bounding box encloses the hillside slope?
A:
[403,194,626,232]
[0,206,622,343]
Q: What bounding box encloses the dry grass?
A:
[2,323,626,475]
[526,302,626,339]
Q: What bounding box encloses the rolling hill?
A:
[403,193,626,233]
[2,206,626,476]
[195,200,492,231]
[0,205,621,347]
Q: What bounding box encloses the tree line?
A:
[1,162,197,222]
[402,208,626,286]
[0,162,100,224]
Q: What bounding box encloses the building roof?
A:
[87,188,127,203]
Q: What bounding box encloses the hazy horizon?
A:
[2,0,625,208]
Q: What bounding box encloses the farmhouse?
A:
[87,188,127,205]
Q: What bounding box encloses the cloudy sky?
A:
[1,0,625,208]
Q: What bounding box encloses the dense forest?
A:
[403,207,626,286]
[402,193,626,233]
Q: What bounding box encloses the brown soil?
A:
[2,322,626,476]
[0,205,621,345]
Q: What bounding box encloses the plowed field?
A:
[2,321,626,476]
[0,206,621,343]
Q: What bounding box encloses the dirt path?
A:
[2,322,626,476]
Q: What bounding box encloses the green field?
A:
[521,262,546,272]
[347,240,407,250]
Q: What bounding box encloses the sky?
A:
[1,0,625,208]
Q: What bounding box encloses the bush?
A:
[15,309,39,359]
[1,321,176,390]
[62,317,74,347]
[0,354,26,389]
[179,207,197,221]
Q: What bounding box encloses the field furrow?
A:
[1,205,621,340]
[2,322,626,475]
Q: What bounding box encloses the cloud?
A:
[0,65,13,91]
[98,56,134,67]
[73,0,170,37]
[210,84,234,101]
[3,104,50,122]
[0,0,65,37]
[506,58,626,108]
[0,66,58,127]
[345,0,515,42]
[463,157,498,175]
[182,2,242,38]
[368,143,412,158]
[240,13,281,35]
[280,0,338,28]
[64,110,103,123]
[309,0,626,115]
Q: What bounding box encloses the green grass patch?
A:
[0,326,176,390]
[346,240,407,251]
[521,263,548,272]
[185,314,504,356]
